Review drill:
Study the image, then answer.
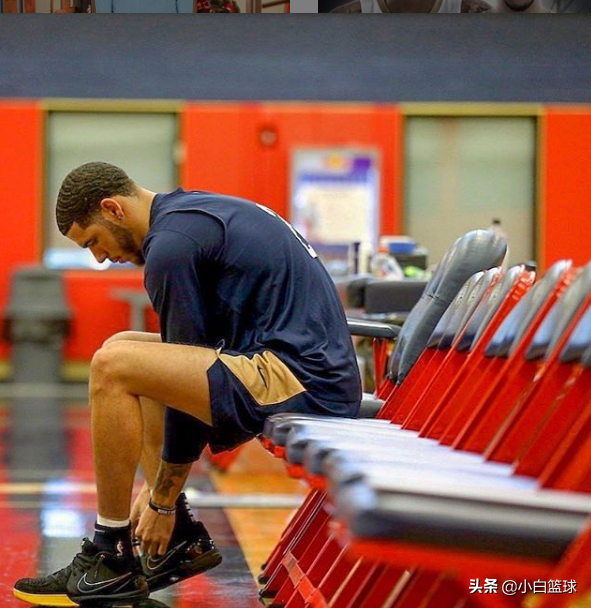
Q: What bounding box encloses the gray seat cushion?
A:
[484,259,573,358]
[358,395,385,418]
[526,262,591,361]
[389,230,506,383]
[334,478,587,560]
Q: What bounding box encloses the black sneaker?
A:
[139,522,222,592]
[13,538,148,607]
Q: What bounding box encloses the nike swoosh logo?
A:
[76,571,132,594]
[257,365,268,389]
[145,542,188,572]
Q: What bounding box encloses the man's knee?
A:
[90,342,130,387]
[102,331,148,348]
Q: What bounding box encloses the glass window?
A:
[45,111,178,269]
[405,116,536,268]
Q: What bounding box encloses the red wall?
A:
[182,103,402,233]
[63,271,159,361]
[2,100,591,364]
[0,102,43,359]
[541,107,591,268]
[181,104,262,204]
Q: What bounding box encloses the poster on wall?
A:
[290,148,380,263]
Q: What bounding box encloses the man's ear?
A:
[100,198,123,221]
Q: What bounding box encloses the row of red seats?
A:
[259,231,591,608]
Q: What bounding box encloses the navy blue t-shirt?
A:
[143,189,361,462]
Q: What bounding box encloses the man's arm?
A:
[144,220,224,464]
[135,461,193,555]
[136,219,225,555]
[151,461,192,509]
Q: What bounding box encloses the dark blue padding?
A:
[426,272,484,349]
[389,230,507,383]
[559,302,591,363]
[526,262,591,361]
[335,481,583,560]
[437,269,499,350]
[483,260,572,358]
[457,265,527,353]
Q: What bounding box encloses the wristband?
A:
[148,499,176,516]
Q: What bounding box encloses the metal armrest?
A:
[347,318,400,339]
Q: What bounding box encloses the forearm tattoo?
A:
[152,461,192,507]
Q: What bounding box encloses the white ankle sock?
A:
[96,515,131,528]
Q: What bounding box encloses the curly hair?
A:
[56,162,137,236]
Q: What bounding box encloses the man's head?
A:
[57,162,147,266]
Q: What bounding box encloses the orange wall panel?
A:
[181,103,262,203]
[63,270,159,361]
[542,107,591,267]
[0,101,43,358]
[182,103,402,234]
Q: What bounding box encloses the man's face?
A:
[67,216,145,266]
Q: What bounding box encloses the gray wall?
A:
[0,16,590,101]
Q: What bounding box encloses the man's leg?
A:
[89,340,221,588]
[94,332,220,592]
[90,339,216,520]
[100,330,212,523]
[101,332,164,497]
[138,395,164,485]
[13,339,219,606]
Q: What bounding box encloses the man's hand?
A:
[130,482,151,538]
[134,459,192,556]
[136,506,176,556]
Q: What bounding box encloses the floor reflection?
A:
[0,397,263,608]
